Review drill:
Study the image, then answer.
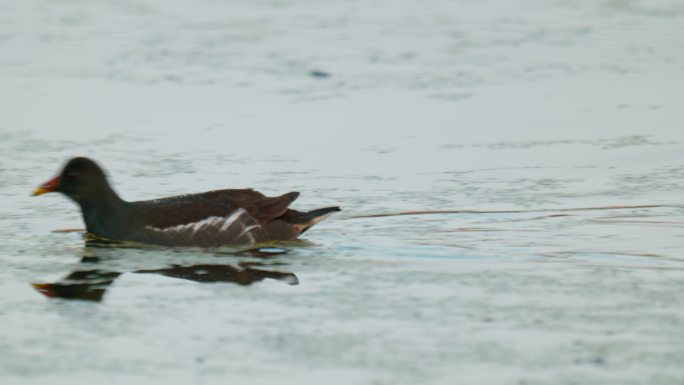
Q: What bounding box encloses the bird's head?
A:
[33,157,111,203]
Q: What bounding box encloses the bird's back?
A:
[123,189,302,246]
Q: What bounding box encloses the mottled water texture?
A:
[1,0,684,384]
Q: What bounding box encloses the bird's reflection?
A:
[33,270,121,301]
[136,262,298,286]
[33,241,298,301]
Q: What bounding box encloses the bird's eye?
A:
[65,172,78,179]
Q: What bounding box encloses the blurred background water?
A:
[1,0,684,384]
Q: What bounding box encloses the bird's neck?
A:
[76,188,129,239]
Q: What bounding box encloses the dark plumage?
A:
[33,157,340,246]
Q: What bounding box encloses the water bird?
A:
[32,157,340,246]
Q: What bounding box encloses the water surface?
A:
[1,0,684,384]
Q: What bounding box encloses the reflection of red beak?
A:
[32,175,61,196]
[32,283,56,298]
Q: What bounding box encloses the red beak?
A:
[32,175,61,196]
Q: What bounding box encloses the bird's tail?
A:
[292,206,341,234]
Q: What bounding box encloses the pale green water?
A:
[1,0,684,384]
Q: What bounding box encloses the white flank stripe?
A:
[238,224,260,239]
[143,209,261,243]
[220,209,246,231]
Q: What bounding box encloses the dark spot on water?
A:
[573,355,606,366]
[309,70,331,78]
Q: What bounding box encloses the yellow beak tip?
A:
[32,187,50,196]
[32,283,56,298]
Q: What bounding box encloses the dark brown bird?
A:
[32,157,340,246]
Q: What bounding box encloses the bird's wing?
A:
[137,208,263,246]
[126,189,300,246]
